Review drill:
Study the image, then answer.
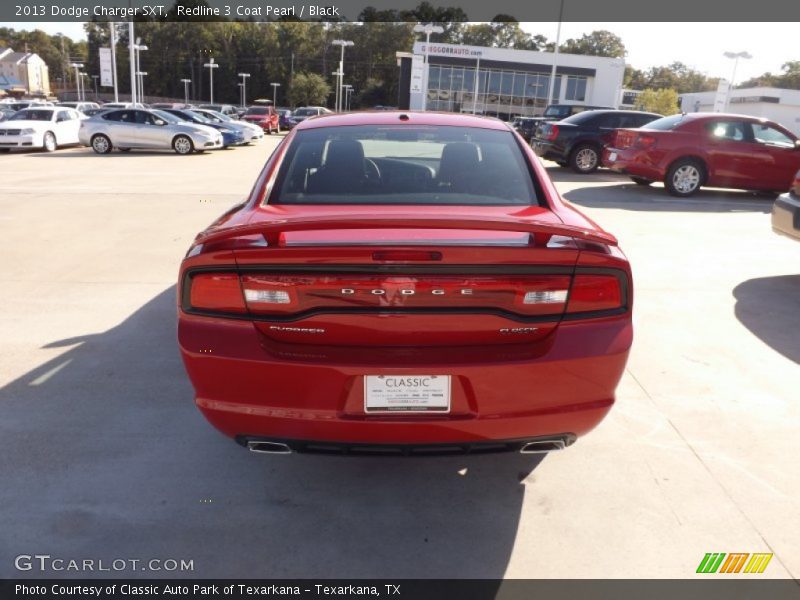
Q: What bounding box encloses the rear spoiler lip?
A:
[195,214,618,247]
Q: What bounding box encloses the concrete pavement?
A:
[0,142,798,579]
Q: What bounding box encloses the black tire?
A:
[91,134,112,154]
[556,161,568,168]
[173,135,194,155]
[630,177,652,186]
[569,143,600,174]
[0,148,10,153]
[43,131,57,152]
[665,158,705,197]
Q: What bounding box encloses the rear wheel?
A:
[665,159,704,197]
[630,177,652,186]
[173,135,194,155]
[569,144,600,174]
[91,134,112,154]
[43,131,57,152]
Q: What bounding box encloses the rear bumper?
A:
[531,140,565,162]
[772,193,800,241]
[179,315,632,445]
[602,147,662,181]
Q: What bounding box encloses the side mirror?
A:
[795,140,800,150]
[154,119,166,126]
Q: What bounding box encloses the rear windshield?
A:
[643,114,686,130]
[268,125,539,206]
[561,111,604,125]
[293,108,318,116]
[246,107,268,115]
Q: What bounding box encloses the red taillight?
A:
[189,273,247,313]
[566,275,623,314]
[635,134,657,150]
[545,125,559,141]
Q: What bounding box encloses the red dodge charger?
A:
[178,111,633,456]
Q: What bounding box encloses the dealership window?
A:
[565,76,587,101]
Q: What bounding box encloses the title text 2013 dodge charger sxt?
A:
[178,112,633,456]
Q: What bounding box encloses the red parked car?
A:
[602,113,800,196]
[242,105,280,134]
[178,112,633,455]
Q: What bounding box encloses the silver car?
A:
[79,108,223,155]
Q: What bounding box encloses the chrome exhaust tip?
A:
[519,439,567,454]
[247,441,293,454]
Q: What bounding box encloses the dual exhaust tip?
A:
[246,438,569,455]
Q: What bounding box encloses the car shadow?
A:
[27,148,215,158]
[733,275,800,364]
[560,182,775,213]
[0,287,543,579]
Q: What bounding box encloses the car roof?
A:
[295,110,510,131]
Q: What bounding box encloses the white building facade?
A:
[0,47,51,96]
[680,87,800,136]
[406,42,626,119]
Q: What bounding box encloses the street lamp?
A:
[69,62,83,101]
[91,74,99,101]
[723,51,752,110]
[237,82,244,107]
[180,78,191,104]
[413,23,444,111]
[331,39,354,112]
[270,82,280,108]
[137,71,148,102]
[204,57,219,104]
[238,72,250,107]
[79,72,88,102]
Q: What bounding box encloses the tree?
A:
[288,72,330,107]
[634,88,680,115]
[560,30,626,58]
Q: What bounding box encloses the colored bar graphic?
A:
[699,552,773,574]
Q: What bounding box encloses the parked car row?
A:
[525,107,800,197]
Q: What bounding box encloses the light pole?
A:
[271,82,280,107]
[128,24,136,105]
[109,22,119,102]
[180,78,191,104]
[137,71,147,102]
[133,40,148,106]
[78,72,87,101]
[204,58,219,104]
[91,74,99,100]
[238,72,250,107]
[723,51,752,110]
[331,40,354,112]
[237,83,244,107]
[69,62,83,101]
[413,23,444,111]
[343,84,353,111]
[547,0,565,108]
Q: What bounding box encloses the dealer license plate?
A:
[364,375,451,413]
[608,152,618,162]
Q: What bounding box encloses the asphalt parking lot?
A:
[0,140,798,579]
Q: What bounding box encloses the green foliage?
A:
[634,88,680,115]
[625,62,719,94]
[287,72,331,107]
[560,30,626,58]
[739,61,800,90]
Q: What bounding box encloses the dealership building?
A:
[397,42,626,119]
[679,87,800,136]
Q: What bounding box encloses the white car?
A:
[0,107,83,152]
[79,108,223,154]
